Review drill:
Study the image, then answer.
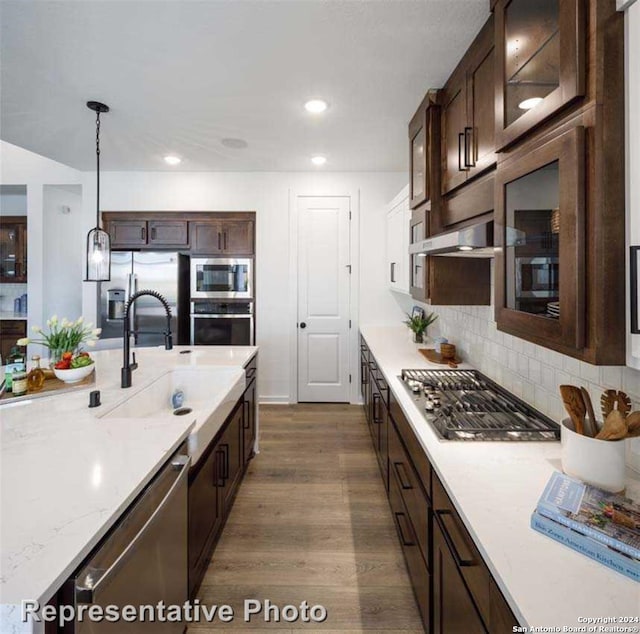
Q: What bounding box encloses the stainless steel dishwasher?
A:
[66,448,190,633]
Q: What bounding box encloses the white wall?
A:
[81,170,406,401]
[43,185,83,320]
[0,141,83,340]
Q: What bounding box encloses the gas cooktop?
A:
[400,369,560,441]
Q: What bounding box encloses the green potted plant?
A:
[404,310,438,344]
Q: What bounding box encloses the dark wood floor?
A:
[189,403,423,633]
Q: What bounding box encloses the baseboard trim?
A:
[259,396,291,405]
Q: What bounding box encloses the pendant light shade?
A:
[84,100,111,282]
[86,227,111,281]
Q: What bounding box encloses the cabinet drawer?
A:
[389,391,431,494]
[388,463,430,630]
[433,474,491,627]
[389,418,430,568]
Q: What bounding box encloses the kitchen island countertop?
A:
[360,325,640,629]
[0,344,257,633]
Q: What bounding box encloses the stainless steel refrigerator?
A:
[99,252,188,346]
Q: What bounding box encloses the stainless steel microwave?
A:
[190,258,252,299]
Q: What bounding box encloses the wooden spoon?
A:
[601,389,632,419]
[579,387,597,437]
[595,410,628,441]
[559,385,586,435]
[626,411,640,437]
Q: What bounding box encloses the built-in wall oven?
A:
[190,258,252,299]
[515,256,559,298]
[190,301,254,346]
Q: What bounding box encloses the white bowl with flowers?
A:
[17,315,101,384]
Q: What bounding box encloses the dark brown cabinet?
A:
[218,402,243,518]
[0,216,27,282]
[148,220,189,247]
[190,219,254,255]
[362,334,521,633]
[188,441,222,597]
[409,205,491,306]
[242,357,258,464]
[102,212,255,255]
[107,219,148,247]
[188,354,258,599]
[433,517,487,634]
[409,91,440,209]
[107,218,189,248]
[495,126,587,357]
[0,320,26,362]
[494,0,585,151]
[441,16,495,195]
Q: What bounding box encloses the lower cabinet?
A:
[360,335,519,634]
[433,517,487,634]
[188,355,259,599]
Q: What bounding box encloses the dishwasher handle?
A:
[75,453,190,604]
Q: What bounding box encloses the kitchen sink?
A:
[102,367,245,462]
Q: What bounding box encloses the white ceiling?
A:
[1,0,489,172]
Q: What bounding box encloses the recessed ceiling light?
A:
[164,155,182,165]
[304,99,328,114]
[221,138,248,149]
[518,97,544,111]
[311,155,327,166]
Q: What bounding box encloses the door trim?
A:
[288,190,360,404]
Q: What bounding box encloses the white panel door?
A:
[297,196,351,402]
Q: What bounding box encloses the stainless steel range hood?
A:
[409,219,495,257]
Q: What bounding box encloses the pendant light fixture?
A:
[84,100,111,281]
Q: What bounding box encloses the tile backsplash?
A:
[405,272,640,471]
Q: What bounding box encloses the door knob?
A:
[299,322,307,329]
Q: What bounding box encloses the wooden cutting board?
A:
[419,348,462,365]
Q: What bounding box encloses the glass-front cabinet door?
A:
[0,216,27,283]
[408,91,438,209]
[495,126,585,353]
[495,0,585,150]
[409,208,427,301]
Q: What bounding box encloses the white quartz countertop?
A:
[360,325,640,628]
[0,344,257,631]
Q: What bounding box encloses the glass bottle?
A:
[5,346,26,392]
[27,355,45,392]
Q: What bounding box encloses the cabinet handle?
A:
[224,232,228,250]
[394,512,416,547]
[361,362,369,385]
[141,226,146,240]
[464,127,475,168]
[435,509,476,567]
[373,393,381,423]
[631,246,640,334]
[150,227,156,240]
[394,461,413,490]
[243,400,251,429]
[214,449,224,486]
[390,262,396,283]
[222,443,229,481]
[458,132,466,172]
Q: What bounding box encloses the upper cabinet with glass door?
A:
[408,91,439,209]
[495,0,585,150]
[496,127,586,356]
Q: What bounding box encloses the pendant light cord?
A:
[95,111,101,229]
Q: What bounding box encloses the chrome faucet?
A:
[122,289,173,388]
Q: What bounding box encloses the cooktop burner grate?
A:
[399,369,560,441]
